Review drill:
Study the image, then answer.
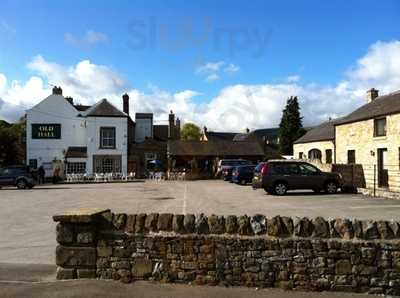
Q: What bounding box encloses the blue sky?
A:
[1,1,400,130]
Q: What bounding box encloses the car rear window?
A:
[271,163,299,175]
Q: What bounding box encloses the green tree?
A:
[181,123,202,141]
[0,117,26,166]
[278,96,306,155]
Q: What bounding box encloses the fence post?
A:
[373,164,376,197]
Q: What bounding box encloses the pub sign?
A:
[32,124,61,139]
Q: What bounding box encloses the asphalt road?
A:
[1,180,400,265]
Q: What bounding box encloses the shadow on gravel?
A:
[148,197,175,201]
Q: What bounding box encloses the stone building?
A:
[293,88,400,195]
[293,120,339,164]
[335,88,400,192]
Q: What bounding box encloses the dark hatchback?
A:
[231,165,256,185]
[0,165,36,189]
[221,160,253,181]
[252,160,342,195]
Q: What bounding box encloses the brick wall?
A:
[54,209,400,295]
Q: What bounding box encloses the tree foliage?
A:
[278,96,306,155]
[0,118,26,166]
[181,123,202,141]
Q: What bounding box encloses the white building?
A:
[26,87,133,176]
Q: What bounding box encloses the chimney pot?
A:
[366,88,379,103]
[122,93,129,115]
[52,86,63,95]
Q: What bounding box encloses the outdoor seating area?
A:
[64,172,136,183]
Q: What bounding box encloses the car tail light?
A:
[261,164,269,176]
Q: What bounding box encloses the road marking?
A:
[349,205,400,209]
[182,182,188,215]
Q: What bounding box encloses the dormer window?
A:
[374,118,386,137]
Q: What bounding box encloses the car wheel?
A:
[325,181,338,194]
[274,182,287,196]
[16,179,27,189]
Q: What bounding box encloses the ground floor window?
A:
[308,149,322,160]
[29,159,38,169]
[66,162,86,174]
[94,155,122,173]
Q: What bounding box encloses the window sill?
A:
[99,147,116,150]
[373,136,387,140]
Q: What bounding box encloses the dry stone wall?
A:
[54,209,400,295]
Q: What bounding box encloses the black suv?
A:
[0,165,36,189]
[252,160,342,195]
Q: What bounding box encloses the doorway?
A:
[377,148,388,188]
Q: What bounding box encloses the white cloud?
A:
[206,73,219,82]
[196,61,240,82]
[224,63,240,74]
[1,40,400,131]
[196,61,225,74]
[64,30,108,46]
[0,73,7,94]
[287,75,300,83]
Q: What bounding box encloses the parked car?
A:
[0,165,36,189]
[220,159,253,181]
[252,160,342,195]
[231,165,256,185]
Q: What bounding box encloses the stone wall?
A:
[54,209,400,295]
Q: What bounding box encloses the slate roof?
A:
[65,146,87,158]
[232,133,250,141]
[135,113,153,119]
[168,140,264,157]
[294,120,340,144]
[335,90,400,125]
[84,99,127,117]
[73,104,91,111]
[205,131,239,141]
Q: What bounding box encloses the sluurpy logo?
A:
[126,16,272,60]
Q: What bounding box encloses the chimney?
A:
[366,88,379,103]
[168,110,175,139]
[52,86,62,95]
[176,117,181,139]
[65,96,73,105]
[122,93,129,115]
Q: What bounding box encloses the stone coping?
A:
[53,208,110,223]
